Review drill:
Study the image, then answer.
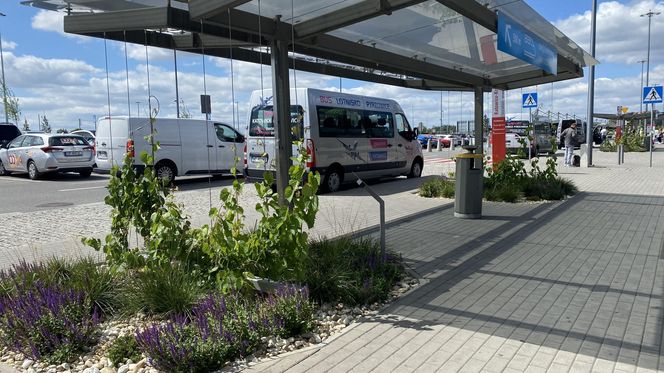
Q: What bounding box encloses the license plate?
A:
[65,151,83,156]
[250,156,267,163]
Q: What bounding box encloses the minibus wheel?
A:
[323,167,343,193]
[408,159,422,178]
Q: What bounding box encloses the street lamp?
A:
[0,12,7,124]
[641,9,660,152]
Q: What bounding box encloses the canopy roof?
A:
[22,0,597,91]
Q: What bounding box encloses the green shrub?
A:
[557,177,578,196]
[600,140,617,152]
[107,335,142,366]
[496,184,522,202]
[419,178,455,198]
[85,137,321,294]
[123,265,207,317]
[306,237,404,305]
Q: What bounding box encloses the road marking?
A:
[58,186,107,192]
[0,177,42,183]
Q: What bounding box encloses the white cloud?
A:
[556,0,664,64]
[30,10,86,40]
[124,44,173,62]
[1,39,16,50]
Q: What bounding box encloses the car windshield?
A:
[49,136,88,146]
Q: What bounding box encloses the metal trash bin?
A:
[454,146,483,219]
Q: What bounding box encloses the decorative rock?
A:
[85,360,94,368]
[294,340,304,348]
[83,367,101,373]
[26,369,36,373]
[101,368,116,373]
[313,334,322,343]
[131,358,146,373]
[117,366,130,373]
[21,359,34,369]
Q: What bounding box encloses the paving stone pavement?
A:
[244,149,664,372]
[3,148,664,373]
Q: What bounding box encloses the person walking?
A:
[561,122,577,167]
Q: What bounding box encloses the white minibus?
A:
[95,117,244,183]
[244,88,423,192]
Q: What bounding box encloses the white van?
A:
[244,88,423,192]
[95,117,244,183]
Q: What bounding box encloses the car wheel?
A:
[408,160,423,178]
[79,169,92,178]
[155,162,176,185]
[0,161,10,176]
[28,161,41,180]
[323,167,343,193]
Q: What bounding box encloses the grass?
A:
[419,177,455,198]
[306,237,404,305]
[122,264,208,317]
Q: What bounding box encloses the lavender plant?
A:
[136,286,313,372]
[0,281,100,362]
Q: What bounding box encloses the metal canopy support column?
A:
[271,37,292,205]
[474,86,484,157]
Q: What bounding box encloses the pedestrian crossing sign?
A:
[522,92,538,108]
[643,86,663,104]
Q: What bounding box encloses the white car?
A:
[0,133,95,179]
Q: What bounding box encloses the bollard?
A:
[438,138,443,152]
[427,138,432,152]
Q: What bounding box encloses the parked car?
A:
[417,134,438,149]
[437,134,454,148]
[0,133,95,179]
[0,123,21,149]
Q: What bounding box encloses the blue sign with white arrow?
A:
[643,86,663,104]
[497,12,557,75]
[522,93,538,108]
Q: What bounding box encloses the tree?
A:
[22,118,29,132]
[40,115,51,133]
[1,80,20,124]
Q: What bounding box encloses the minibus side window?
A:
[365,111,394,138]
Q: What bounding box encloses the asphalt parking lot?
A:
[0,149,462,214]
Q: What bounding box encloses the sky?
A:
[1,0,664,131]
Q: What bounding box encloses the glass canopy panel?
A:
[328,1,540,79]
[237,0,366,24]
[21,0,187,13]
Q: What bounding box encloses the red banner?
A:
[491,89,506,165]
[491,117,506,165]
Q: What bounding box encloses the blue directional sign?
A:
[643,86,663,104]
[497,12,557,75]
[522,93,538,108]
